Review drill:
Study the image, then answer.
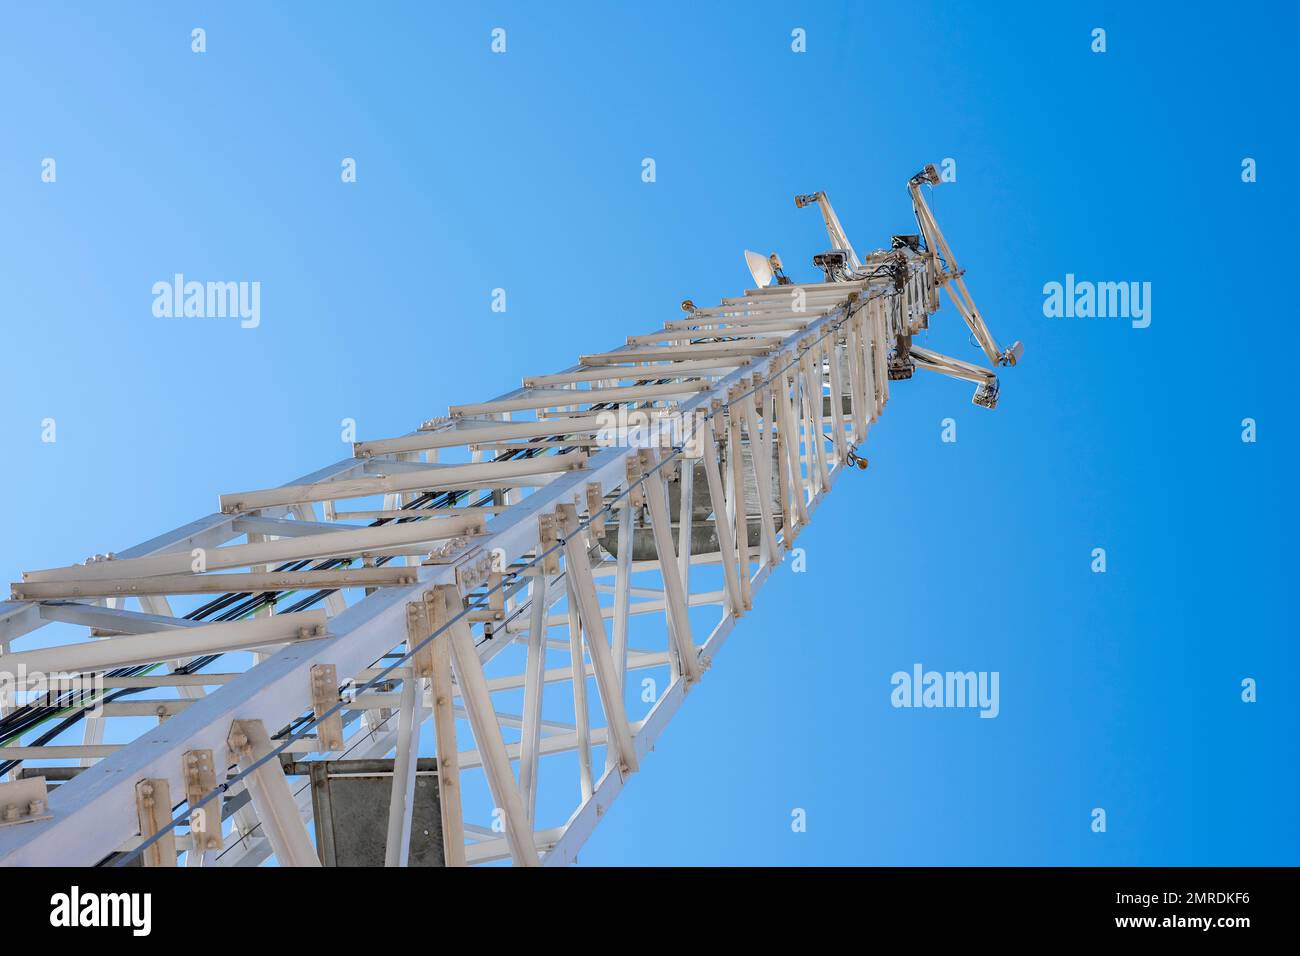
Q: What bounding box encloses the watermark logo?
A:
[0,668,106,718]
[1042,274,1150,328]
[594,406,706,458]
[890,663,999,718]
[152,274,260,329]
[340,677,358,705]
[50,886,150,936]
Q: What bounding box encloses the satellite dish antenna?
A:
[744,249,774,288]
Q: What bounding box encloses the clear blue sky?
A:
[0,2,1295,864]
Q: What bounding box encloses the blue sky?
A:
[0,2,1295,864]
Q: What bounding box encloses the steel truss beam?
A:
[0,170,1015,867]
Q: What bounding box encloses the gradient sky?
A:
[0,2,1295,865]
